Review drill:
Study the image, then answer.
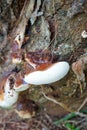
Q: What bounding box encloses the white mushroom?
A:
[12,56,22,64]
[23,61,70,85]
[0,75,18,108]
[0,72,30,108]
[81,30,87,38]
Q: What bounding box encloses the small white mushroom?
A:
[23,61,70,85]
[0,76,18,108]
[81,30,87,38]
[0,72,30,108]
[12,57,22,64]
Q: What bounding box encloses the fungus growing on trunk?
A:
[0,74,18,108]
[0,72,30,108]
[0,48,70,108]
[23,61,70,85]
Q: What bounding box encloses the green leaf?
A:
[54,113,77,125]
[65,123,75,130]
[75,127,80,130]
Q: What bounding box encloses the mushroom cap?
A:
[23,61,70,85]
[3,80,18,107]
[81,30,87,38]
[0,75,18,108]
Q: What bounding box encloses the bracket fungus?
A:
[0,75,18,108]
[0,61,69,108]
[0,72,29,108]
[23,61,70,85]
[23,50,70,85]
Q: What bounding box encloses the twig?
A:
[75,112,87,117]
[77,98,87,111]
[41,91,72,112]
[64,120,78,125]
